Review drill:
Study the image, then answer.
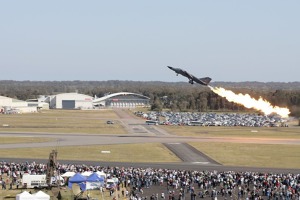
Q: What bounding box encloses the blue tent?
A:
[68,173,87,191]
[86,173,104,190]
[87,173,104,182]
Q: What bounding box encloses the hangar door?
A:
[62,100,75,109]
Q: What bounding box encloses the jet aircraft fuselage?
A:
[167,66,211,86]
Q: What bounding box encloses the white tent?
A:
[96,171,106,178]
[61,171,75,177]
[81,171,92,177]
[16,191,33,200]
[33,191,50,200]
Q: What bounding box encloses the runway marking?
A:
[192,162,210,164]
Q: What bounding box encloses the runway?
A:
[0,109,299,173]
[0,132,299,149]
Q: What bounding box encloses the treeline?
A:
[0,80,300,117]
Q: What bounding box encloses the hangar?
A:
[0,96,28,107]
[0,96,13,107]
[0,96,37,113]
[93,92,150,108]
[44,93,93,109]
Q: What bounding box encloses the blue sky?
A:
[1,1,299,82]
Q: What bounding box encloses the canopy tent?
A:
[96,171,106,178]
[86,172,105,190]
[61,171,75,177]
[87,173,104,182]
[81,171,92,177]
[16,191,33,200]
[32,191,50,200]
[68,173,87,191]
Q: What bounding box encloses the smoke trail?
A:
[208,86,290,118]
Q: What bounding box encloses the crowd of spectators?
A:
[135,111,289,127]
[1,161,300,199]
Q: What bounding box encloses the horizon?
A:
[0,79,299,84]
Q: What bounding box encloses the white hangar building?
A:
[0,96,37,113]
[0,96,28,107]
[0,96,13,107]
[45,93,93,109]
[93,92,150,108]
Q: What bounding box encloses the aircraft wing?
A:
[181,70,194,80]
[192,77,212,85]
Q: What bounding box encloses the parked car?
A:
[106,120,114,124]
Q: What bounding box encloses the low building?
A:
[0,96,28,108]
[0,96,37,113]
[27,98,50,110]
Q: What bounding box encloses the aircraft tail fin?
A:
[199,77,212,85]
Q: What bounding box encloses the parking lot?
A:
[135,111,288,127]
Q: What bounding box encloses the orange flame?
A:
[208,86,290,118]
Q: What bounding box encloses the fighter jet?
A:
[167,66,212,86]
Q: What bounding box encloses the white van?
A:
[22,174,64,188]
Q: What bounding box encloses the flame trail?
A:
[208,86,290,118]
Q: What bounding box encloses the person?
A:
[150,194,155,200]
[2,181,6,190]
[110,188,114,196]
[16,180,19,189]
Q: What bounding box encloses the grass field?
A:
[189,142,300,169]
[0,109,127,134]
[0,143,180,162]
[0,109,300,169]
[160,119,300,169]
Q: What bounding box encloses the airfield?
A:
[0,109,300,173]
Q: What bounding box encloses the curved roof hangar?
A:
[93,92,150,107]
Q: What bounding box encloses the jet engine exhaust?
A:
[208,85,290,118]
